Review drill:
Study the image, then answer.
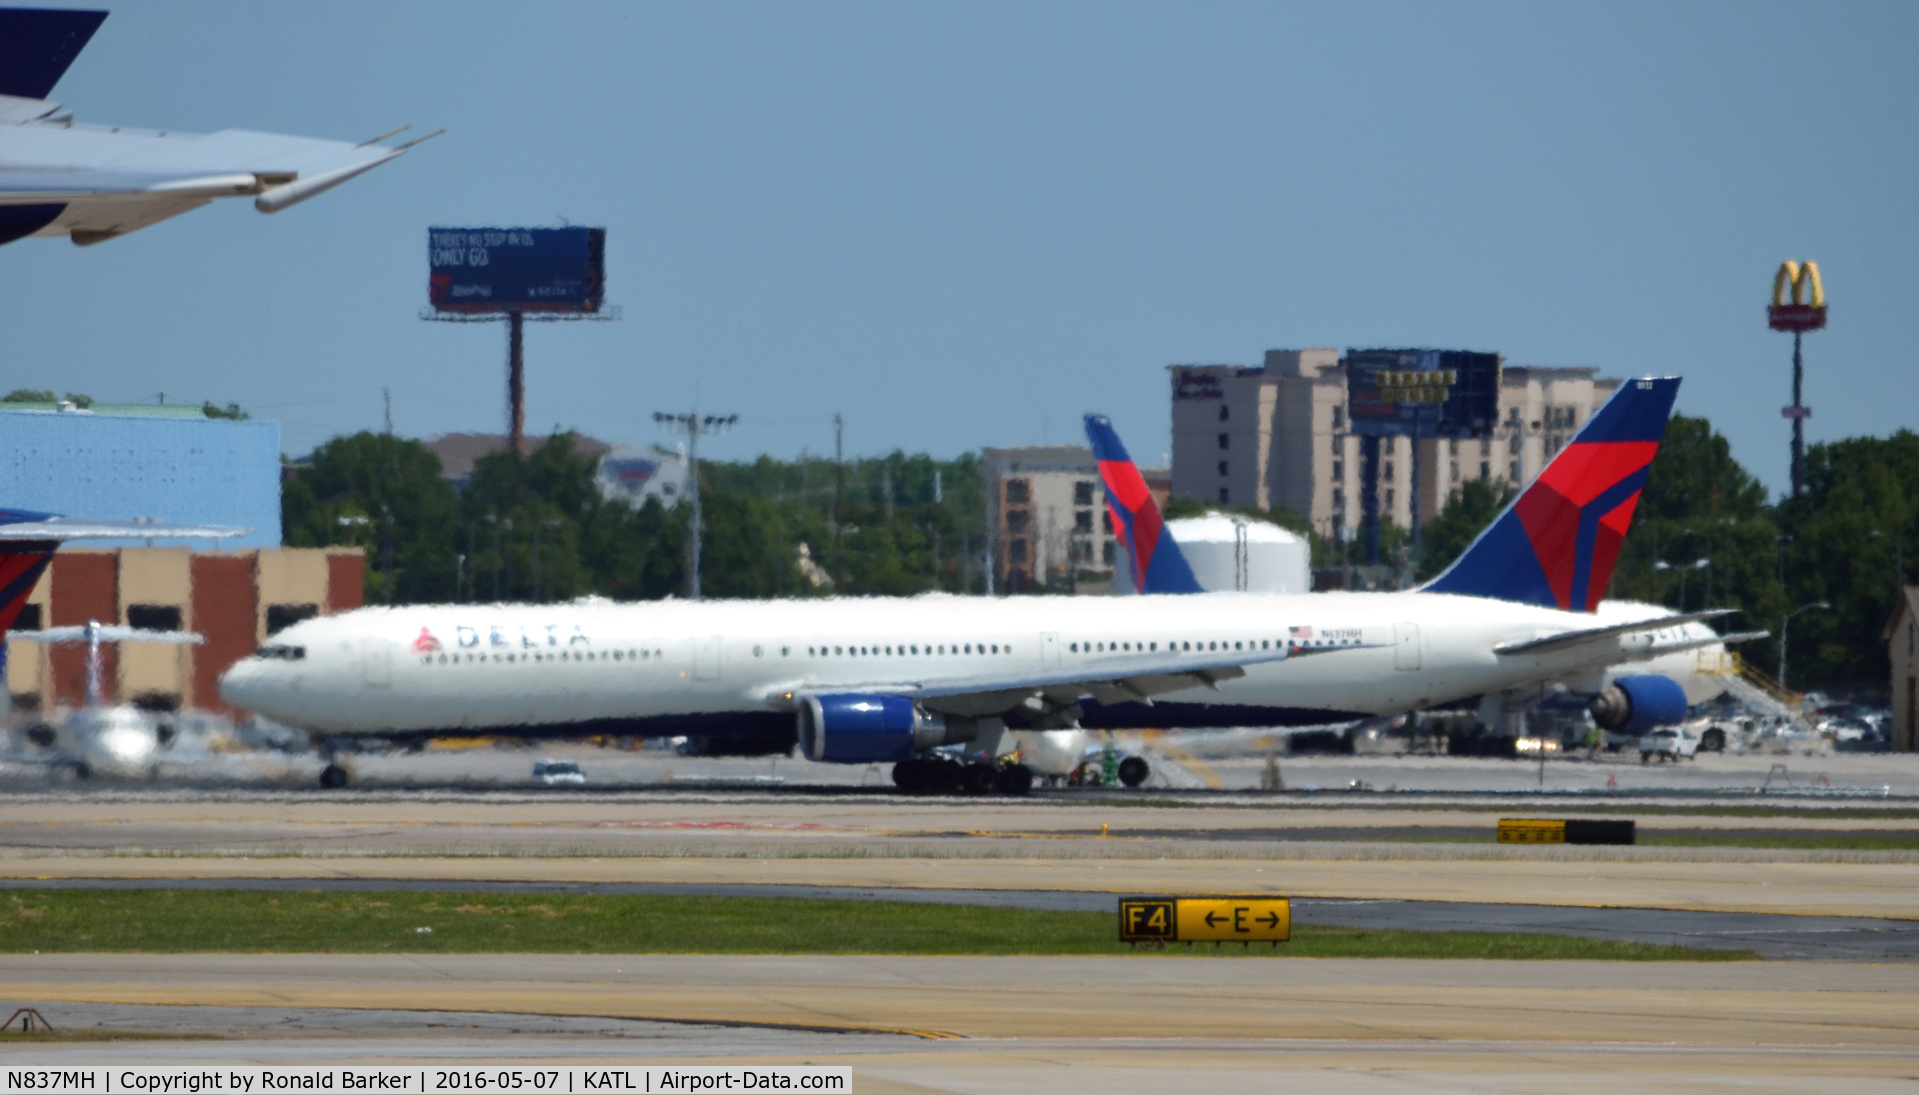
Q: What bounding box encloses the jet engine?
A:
[797,694,971,763]
[1588,675,1689,736]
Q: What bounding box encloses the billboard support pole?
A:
[507,309,526,456]
[1789,330,1804,497]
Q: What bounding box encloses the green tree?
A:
[1772,431,1919,689]
[282,432,461,603]
[1413,479,1513,580]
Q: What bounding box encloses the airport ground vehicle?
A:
[1639,725,1702,762]
[532,759,585,785]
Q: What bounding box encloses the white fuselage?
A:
[220,591,1722,742]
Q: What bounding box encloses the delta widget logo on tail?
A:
[1426,377,1681,612]
[1083,414,1203,595]
[413,627,443,653]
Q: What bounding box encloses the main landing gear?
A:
[892,757,1034,796]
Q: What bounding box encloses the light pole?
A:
[1655,557,1710,611]
[532,519,563,603]
[1779,600,1829,693]
[1775,534,1793,588]
[336,514,370,547]
[655,411,738,600]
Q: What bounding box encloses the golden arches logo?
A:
[1771,260,1824,308]
[1768,260,1826,332]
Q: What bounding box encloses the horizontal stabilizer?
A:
[1494,609,1738,657]
[0,509,249,541]
[1643,629,1770,656]
[13,625,203,645]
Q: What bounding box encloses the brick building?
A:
[6,546,363,716]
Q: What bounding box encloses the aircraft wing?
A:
[0,111,439,245]
[0,509,249,541]
[1493,609,1740,657]
[765,646,1292,721]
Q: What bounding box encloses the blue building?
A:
[0,406,281,548]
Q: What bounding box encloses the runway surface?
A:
[13,742,1915,796]
[4,876,1915,960]
[3,956,1916,1093]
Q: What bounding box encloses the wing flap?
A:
[762,647,1286,717]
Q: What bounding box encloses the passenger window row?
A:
[1069,638,1284,654]
[804,643,1007,658]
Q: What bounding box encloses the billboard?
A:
[1344,349,1500,439]
[428,227,606,314]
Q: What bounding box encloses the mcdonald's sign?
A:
[1768,260,1827,332]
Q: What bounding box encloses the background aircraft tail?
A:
[1423,376,1681,611]
[1084,414,1203,594]
[0,7,107,99]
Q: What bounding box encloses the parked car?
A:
[532,759,586,785]
[1638,726,1701,763]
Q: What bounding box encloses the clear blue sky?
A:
[5,0,1914,496]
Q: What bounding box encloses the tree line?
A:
[282,433,989,607]
[1416,415,1918,695]
[284,416,1916,694]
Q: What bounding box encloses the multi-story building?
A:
[1171,351,1620,542]
[980,446,1119,592]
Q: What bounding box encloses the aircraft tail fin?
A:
[0,541,55,634]
[1084,414,1203,594]
[0,8,107,100]
[1422,377,1681,611]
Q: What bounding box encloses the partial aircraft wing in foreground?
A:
[0,7,436,248]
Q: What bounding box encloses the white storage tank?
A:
[1115,513,1310,595]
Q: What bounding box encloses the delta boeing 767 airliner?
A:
[216,376,1750,791]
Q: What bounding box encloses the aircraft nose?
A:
[219,657,269,711]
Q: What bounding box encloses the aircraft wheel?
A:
[962,761,999,796]
[891,759,927,792]
[995,764,1034,796]
[319,764,350,789]
[1117,755,1150,788]
[930,760,964,795]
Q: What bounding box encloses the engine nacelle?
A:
[1589,674,1689,736]
[798,694,964,763]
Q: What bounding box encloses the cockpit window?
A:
[256,644,306,660]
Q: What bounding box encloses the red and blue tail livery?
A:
[1424,377,1680,612]
[0,510,59,636]
[1084,414,1203,595]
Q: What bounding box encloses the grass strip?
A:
[0,889,1748,960]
